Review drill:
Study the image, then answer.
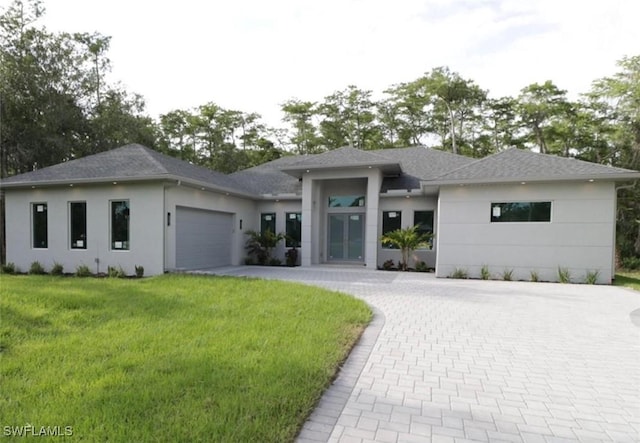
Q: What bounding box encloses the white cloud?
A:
[35,0,640,126]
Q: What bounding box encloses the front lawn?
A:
[0,274,371,442]
[615,271,640,292]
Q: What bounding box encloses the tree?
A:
[517,81,571,154]
[281,99,322,154]
[380,225,432,271]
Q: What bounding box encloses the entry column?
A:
[364,171,381,268]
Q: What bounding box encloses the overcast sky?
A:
[37,0,639,127]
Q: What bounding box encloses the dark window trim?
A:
[490,201,552,223]
[381,210,402,249]
[260,212,276,235]
[285,212,301,248]
[70,201,87,250]
[32,202,48,249]
[111,200,130,251]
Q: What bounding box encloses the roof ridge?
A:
[429,148,508,181]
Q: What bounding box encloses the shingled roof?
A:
[1,144,255,196]
[427,148,640,185]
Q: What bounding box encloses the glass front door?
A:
[328,213,364,261]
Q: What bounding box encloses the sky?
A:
[32,0,640,127]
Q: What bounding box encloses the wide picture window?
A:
[491,202,551,222]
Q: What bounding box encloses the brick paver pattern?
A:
[202,267,640,443]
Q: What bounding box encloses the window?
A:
[491,202,551,222]
[328,195,365,207]
[381,211,402,248]
[70,202,87,249]
[414,210,434,249]
[111,200,130,250]
[261,213,276,234]
[32,203,48,248]
[285,212,301,247]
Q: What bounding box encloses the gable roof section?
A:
[1,144,255,196]
[427,148,640,185]
[230,155,308,195]
[280,146,402,177]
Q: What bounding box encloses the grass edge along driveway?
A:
[0,274,371,442]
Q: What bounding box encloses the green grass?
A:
[0,274,371,442]
[615,271,640,292]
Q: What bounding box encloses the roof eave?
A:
[280,161,402,178]
[424,172,640,187]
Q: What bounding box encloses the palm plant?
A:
[245,230,286,265]
[380,225,432,271]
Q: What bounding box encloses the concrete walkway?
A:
[198,266,640,442]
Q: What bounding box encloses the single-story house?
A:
[2,143,639,283]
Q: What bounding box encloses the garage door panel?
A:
[176,207,232,269]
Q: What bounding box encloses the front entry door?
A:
[328,213,364,261]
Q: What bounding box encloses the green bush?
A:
[1,262,16,274]
[450,268,468,279]
[558,267,571,284]
[382,259,395,271]
[585,270,599,285]
[244,257,255,265]
[29,261,46,275]
[108,266,127,278]
[268,258,282,266]
[502,268,514,281]
[134,265,144,278]
[621,256,640,270]
[480,265,490,280]
[75,264,92,277]
[415,261,428,272]
[530,270,540,282]
[51,262,64,275]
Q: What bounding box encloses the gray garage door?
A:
[176,206,233,269]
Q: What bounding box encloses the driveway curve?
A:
[200,266,640,443]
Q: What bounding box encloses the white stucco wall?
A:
[435,181,617,283]
[5,182,165,276]
[378,195,438,269]
[164,184,257,269]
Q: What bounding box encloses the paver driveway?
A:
[201,266,640,442]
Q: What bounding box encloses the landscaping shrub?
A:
[108,266,126,278]
[285,247,298,267]
[621,256,640,270]
[585,270,599,285]
[382,259,395,271]
[51,262,64,275]
[75,264,92,277]
[502,268,514,281]
[29,261,46,275]
[135,265,144,278]
[268,258,282,266]
[450,268,468,279]
[1,262,16,274]
[480,265,490,280]
[415,261,428,272]
[558,267,571,283]
[530,270,540,282]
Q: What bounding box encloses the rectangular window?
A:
[261,212,276,235]
[285,212,301,247]
[491,202,552,222]
[111,200,130,250]
[32,203,48,248]
[70,202,87,249]
[328,195,365,207]
[381,211,402,249]
[414,210,434,249]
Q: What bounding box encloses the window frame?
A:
[110,200,130,251]
[69,201,87,250]
[328,195,365,208]
[285,212,301,248]
[260,212,276,235]
[490,201,552,223]
[413,210,434,250]
[31,202,48,249]
[381,210,402,249]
